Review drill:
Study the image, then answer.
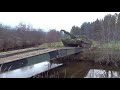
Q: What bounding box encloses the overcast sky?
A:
[0,12,119,32]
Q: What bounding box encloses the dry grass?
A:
[79,47,120,67]
[39,42,63,48]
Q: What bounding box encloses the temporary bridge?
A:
[0,47,83,77]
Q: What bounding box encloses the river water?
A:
[0,61,62,78]
[31,60,120,78]
[0,58,120,78]
[85,69,120,78]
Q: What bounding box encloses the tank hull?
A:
[62,39,79,47]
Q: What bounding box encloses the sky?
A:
[0,12,119,32]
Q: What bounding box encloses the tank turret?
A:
[60,30,92,48]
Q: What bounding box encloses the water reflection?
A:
[85,69,120,78]
[1,55,120,78]
[0,61,62,78]
[35,60,120,78]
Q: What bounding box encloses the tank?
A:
[60,30,92,48]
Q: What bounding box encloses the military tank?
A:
[60,30,92,48]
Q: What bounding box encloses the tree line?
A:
[0,23,61,51]
[70,13,120,43]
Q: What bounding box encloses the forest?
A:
[71,13,120,42]
[0,13,120,52]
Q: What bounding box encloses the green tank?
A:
[60,30,92,48]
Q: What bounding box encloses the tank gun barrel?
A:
[61,30,76,39]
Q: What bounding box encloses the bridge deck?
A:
[0,47,82,73]
[0,47,45,58]
[0,48,57,64]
